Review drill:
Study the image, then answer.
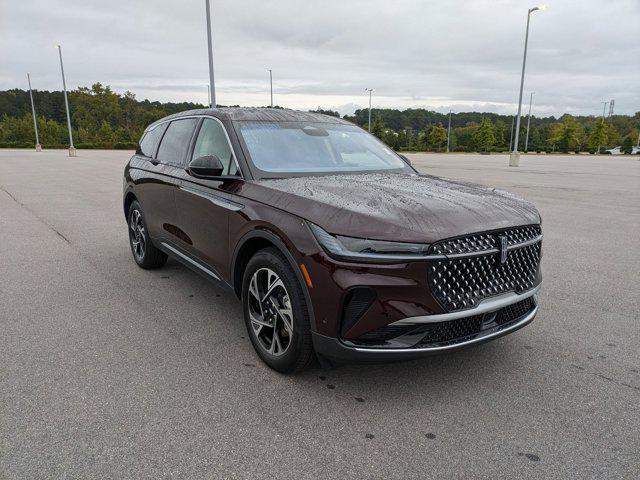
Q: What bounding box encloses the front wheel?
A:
[127,201,167,269]
[242,248,314,373]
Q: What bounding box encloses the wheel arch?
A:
[123,190,137,219]
[231,229,317,332]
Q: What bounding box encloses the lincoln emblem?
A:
[498,235,508,264]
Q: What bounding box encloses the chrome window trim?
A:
[390,285,540,325]
[179,185,244,212]
[353,301,538,354]
[149,114,244,179]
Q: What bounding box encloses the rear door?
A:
[145,117,198,244]
[173,117,242,277]
[129,122,172,240]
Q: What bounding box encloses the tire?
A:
[242,247,314,373]
[127,200,167,269]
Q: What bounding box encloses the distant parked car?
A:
[123,108,543,372]
[603,146,623,155]
[631,146,640,155]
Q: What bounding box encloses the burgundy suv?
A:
[123,108,542,372]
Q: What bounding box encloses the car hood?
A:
[242,173,540,243]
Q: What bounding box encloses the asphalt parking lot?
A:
[1,149,638,479]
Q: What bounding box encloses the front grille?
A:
[496,296,535,325]
[430,225,541,255]
[357,324,416,342]
[352,297,536,347]
[416,314,484,347]
[428,226,541,312]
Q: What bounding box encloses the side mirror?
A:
[398,154,412,166]
[188,155,224,178]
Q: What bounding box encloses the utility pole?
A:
[207,84,211,107]
[446,110,452,153]
[267,69,273,107]
[510,5,545,167]
[524,92,534,153]
[205,0,216,108]
[365,88,374,132]
[56,45,76,157]
[26,73,42,152]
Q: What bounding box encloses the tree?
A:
[309,108,340,118]
[473,118,496,152]
[96,121,114,147]
[550,115,583,152]
[383,130,400,149]
[371,115,385,140]
[588,118,608,152]
[621,128,638,153]
[427,123,448,151]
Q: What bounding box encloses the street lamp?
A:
[365,88,374,132]
[509,115,515,152]
[510,5,545,167]
[56,45,76,157]
[267,69,273,107]
[205,0,216,108]
[597,100,608,154]
[524,92,534,153]
[26,73,41,152]
[446,109,452,153]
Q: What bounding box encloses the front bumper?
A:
[312,288,539,362]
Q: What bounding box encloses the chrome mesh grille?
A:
[430,225,541,255]
[428,226,541,312]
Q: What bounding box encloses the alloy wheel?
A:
[247,268,294,356]
[129,209,146,261]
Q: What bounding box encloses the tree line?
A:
[1,83,638,153]
[0,84,203,149]
[343,108,639,154]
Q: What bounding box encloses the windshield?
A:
[234,121,412,177]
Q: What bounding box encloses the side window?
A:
[156,118,198,166]
[138,123,167,157]
[191,118,237,175]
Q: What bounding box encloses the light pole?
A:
[365,88,374,132]
[267,69,273,107]
[524,91,534,153]
[509,115,515,151]
[207,84,211,107]
[205,0,216,108]
[56,45,76,157]
[26,73,42,152]
[597,100,608,154]
[510,5,545,167]
[446,110,452,153]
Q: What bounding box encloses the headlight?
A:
[308,223,430,263]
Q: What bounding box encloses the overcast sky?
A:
[1,0,638,117]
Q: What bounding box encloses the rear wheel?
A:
[127,201,167,269]
[242,248,314,373]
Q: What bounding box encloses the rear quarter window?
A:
[138,123,168,158]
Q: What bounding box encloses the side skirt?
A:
[157,241,234,293]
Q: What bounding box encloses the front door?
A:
[173,117,242,277]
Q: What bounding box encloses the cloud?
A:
[1,0,638,116]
